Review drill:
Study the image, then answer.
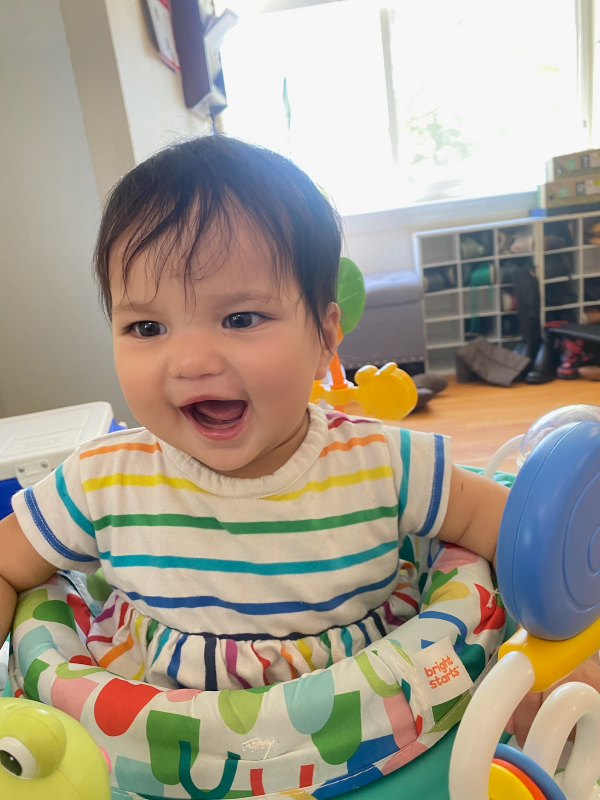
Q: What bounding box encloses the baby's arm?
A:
[0,512,57,646]
[436,464,509,565]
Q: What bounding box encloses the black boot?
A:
[512,265,542,361]
[525,338,558,384]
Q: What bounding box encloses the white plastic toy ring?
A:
[524,683,600,800]
[448,650,535,800]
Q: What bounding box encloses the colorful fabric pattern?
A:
[8,535,506,800]
[12,405,452,691]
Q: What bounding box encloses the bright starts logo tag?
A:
[410,636,473,705]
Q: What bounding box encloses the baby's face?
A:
[110,219,339,478]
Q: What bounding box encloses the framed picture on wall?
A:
[170,1,236,117]
[141,0,180,71]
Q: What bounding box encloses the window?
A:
[216,0,593,216]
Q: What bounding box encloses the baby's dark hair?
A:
[94,135,343,339]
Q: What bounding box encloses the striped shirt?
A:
[13,404,451,640]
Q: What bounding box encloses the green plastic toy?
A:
[337,256,366,335]
[0,697,111,799]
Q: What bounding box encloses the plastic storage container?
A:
[0,402,122,520]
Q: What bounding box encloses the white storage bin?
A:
[0,402,120,519]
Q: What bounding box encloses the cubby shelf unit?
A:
[413,210,600,374]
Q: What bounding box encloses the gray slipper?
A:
[413,373,448,395]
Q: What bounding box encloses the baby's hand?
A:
[505,655,600,747]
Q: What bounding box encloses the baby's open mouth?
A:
[182,399,248,430]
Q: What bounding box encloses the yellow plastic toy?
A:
[312,258,418,420]
[311,361,418,420]
[488,763,537,800]
[0,697,111,800]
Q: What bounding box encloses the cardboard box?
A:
[540,176,600,208]
[546,149,600,181]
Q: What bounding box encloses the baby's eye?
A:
[223,312,263,329]
[130,321,167,338]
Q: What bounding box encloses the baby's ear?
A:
[315,303,341,379]
[324,302,341,353]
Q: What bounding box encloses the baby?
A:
[0,136,591,741]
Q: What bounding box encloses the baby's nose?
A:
[168,331,226,379]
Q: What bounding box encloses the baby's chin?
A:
[169,433,272,479]
[131,412,257,473]
[140,409,302,479]
[199,449,275,479]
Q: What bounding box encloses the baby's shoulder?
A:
[318,408,397,459]
[79,426,157,451]
[75,427,163,468]
[317,407,444,468]
[320,408,397,443]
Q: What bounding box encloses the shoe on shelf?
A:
[556,337,593,379]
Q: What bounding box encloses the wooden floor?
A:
[350,376,600,473]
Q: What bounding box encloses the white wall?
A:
[0,0,129,422]
[0,0,210,425]
[58,0,136,202]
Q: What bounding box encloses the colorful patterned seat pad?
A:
[8,535,506,800]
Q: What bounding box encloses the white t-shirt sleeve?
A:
[384,426,452,540]
[11,447,101,574]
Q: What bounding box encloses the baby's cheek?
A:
[116,360,161,417]
[116,364,147,401]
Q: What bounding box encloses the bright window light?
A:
[217,0,585,216]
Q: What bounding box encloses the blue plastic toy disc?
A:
[494,744,566,800]
[496,421,600,640]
